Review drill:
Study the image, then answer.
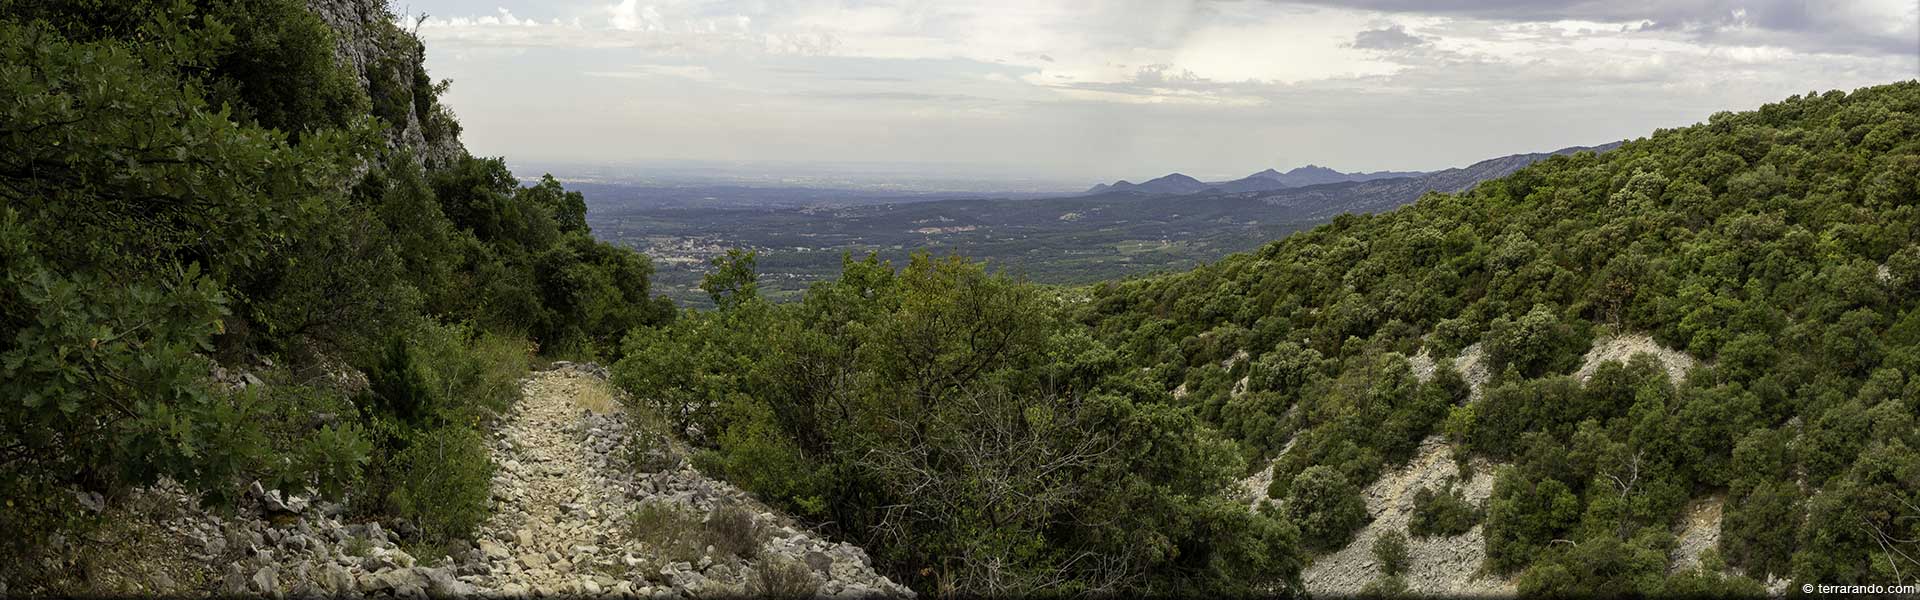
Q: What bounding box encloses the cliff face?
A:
[305,0,465,170]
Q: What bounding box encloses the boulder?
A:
[249,565,279,595]
[478,539,511,561]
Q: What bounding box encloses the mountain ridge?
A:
[1083,150,1590,197]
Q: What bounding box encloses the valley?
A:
[585,143,1617,305]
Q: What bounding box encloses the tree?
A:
[1409,477,1480,537]
[1373,529,1410,576]
[1285,465,1370,552]
[702,249,761,310]
[1483,304,1586,378]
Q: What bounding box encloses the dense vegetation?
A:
[612,81,1920,596]
[1073,82,1920,593]
[0,0,668,582]
[614,251,1300,595]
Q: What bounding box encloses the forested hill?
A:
[1076,81,1920,593]
[612,81,1920,597]
[2,0,672,589]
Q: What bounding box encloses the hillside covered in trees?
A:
[615,82,1920,596]
[1073,81,1920,595]
[3,0,1918,597]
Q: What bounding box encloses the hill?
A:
[1088,172,1210,194]
[609,81,1920,597]
[1074,82,1920,595]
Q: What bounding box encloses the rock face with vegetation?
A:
[305,0,463,169]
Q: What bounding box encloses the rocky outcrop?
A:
[304,0,465,170]
[1669,495,1725,574]
[1298,436,1513,596]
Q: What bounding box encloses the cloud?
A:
[584,64,717,81]
[1351,24,1430,50]
[802,91,985,102]
[1270,0,1920,56]
[416,0,1918,179]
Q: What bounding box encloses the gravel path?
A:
[463,364,914,598]
[21,364,913,599]
[470,368,625,595]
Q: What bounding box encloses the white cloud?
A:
[413,0,1919,177]
[585,64,717,81]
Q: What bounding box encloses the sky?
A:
[402,0,1920,187]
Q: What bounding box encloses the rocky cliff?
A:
[306,0,465,170]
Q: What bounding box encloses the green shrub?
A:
[406,322,528,423]
[1483,304,1587,379]
[1484,469,1580,575]
[1514,532,1669,597]
[1409,477,1481,538]
[386,426,493,548]
[1359,574,1410,599]
[1373,530,1410,576]
[253,382,373,499]
[1285,465,1370,552]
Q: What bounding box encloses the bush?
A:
[1359,574,1410,599]
[386,426,493,549]
[1484,470,1581,574]
[1482,304,1587,378]
[405,322,529,423]
[626,503,705,563]
[1373,530,1410,576]
[253,382,373,500]
[707,503,767,559]
[752,555,821,599]
[627,501,770,563]
[1409,477,1481,538]
[1285,465,1370,552]
[357,321,526,454]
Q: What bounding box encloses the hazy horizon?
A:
[411,0,1919,182]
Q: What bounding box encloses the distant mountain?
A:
[1088,165,1427,196]
[1089,173,1210,195]
[1241,142,1623,218]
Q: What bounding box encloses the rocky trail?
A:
[465,364,911,598]
[22,364,911,598]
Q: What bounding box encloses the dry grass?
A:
[706,503,766,559]
[569,376,620,414]
[751,555,820,599]
[625,502,705,563]
[624,501,768,564]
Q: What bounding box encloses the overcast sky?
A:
[403,0,1920,185]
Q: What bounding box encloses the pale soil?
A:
[1299,436,1513,597]
[1573,333,1698,384]
[1670,494,1725,574]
